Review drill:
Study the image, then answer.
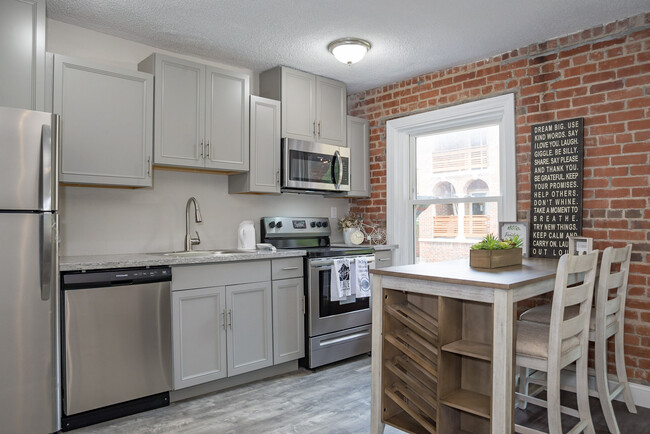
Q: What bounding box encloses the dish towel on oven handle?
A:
[354,258,371,298]
[331,258,351,301]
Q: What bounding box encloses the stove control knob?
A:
[310,222,316,228]
[269,221,276,228]
[276,221,283,229]
[322,221,328,228]
[316,222,322,228]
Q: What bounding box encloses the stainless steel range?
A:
[261,216,374,368]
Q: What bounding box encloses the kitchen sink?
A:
[162,249,250,257]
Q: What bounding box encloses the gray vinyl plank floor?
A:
[71,355,648,433]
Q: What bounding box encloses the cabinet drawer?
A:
[374,250,393,268]
[271,257,303,280]
[172,260,271,291]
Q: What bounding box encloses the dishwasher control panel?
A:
[62,266,171,289]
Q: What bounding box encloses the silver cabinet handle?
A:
[200,140,205,159]
[228,309,232,329]
[222,309,227,331]
[313,120,316,137]
[302,295,306,314]
[318,121,321,137]
[378,258,391,261]
[276,170,280,185]
[205,141,210,159]
[147,156,152,177]
[282,266,299,271]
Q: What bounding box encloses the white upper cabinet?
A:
[229,96,281,194]
[0,0,45,111]
[345,116,370,197]
[139,53,249,172]
[53,55,154,187]
[316,76,347,146]
[260,66,346,146]
[281,68,316,142]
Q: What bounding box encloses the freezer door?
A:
[0,106,58,211]
[0,213,58,433]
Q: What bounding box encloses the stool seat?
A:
[517,321,580,360]
[520,304,617,332]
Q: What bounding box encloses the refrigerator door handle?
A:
[41,124,52,211]
[41,115,60,212]
[40,213,54,301]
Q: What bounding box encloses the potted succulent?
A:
[469,233,524,268]
[338,212,363,245]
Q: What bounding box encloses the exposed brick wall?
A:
[349,13,650,383]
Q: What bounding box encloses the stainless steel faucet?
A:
[185,197,203,251]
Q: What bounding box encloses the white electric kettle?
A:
[237,220,256,250]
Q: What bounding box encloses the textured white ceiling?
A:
[47,0,649,93]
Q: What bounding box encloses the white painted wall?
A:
[48,20,350,256]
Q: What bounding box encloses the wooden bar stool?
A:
[515,251,599,434]
[518,245,636,434]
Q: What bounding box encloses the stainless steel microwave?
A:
[282,138,350,193]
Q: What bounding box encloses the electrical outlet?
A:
[330,207,337,219]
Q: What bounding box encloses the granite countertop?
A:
[60,249,307,272]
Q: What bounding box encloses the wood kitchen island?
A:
[370,258,559,434]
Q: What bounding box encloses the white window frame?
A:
[386,93,516,265]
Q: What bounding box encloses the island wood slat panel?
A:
[381,288,496,434]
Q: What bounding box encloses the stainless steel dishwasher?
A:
[61,267,172,431]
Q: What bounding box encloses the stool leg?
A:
[577,350,595,434]
[595,334,619,434]
[547,368,562,434]
[518,366,529,410]
[614,326,637,414]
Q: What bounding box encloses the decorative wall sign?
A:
[499,221,529,257]
[530,118,584,258]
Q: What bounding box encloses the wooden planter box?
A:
[469,248,522,269]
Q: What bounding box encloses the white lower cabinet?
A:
[227,281,273,376]
[171,259,304,390]
[172,286,227,389]
[272,278,305,364]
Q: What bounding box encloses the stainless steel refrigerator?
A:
[0,106,60,433]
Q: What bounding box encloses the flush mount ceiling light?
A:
[328,38,371,65]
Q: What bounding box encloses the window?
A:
[386,94,516,265]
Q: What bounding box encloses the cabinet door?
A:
[172,286,227,389]
[0,0,45,110]
[205,67,249,171]
[316,76,346,146]
[226,281,273,376]
[242,96,280,193]
[281,67,316,141]
[154,55,204,168]
[272,278,305,364]
[345,116,370,197]
[54,55,153,187]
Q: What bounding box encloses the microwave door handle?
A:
[332,150,343,190]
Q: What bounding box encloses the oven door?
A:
[307,255,374,337]
[282,138,350,192]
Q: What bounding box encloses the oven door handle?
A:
[311,258,375,269]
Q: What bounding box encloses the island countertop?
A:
[370,257,558,290]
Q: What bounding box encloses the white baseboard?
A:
[627,381,650,409]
